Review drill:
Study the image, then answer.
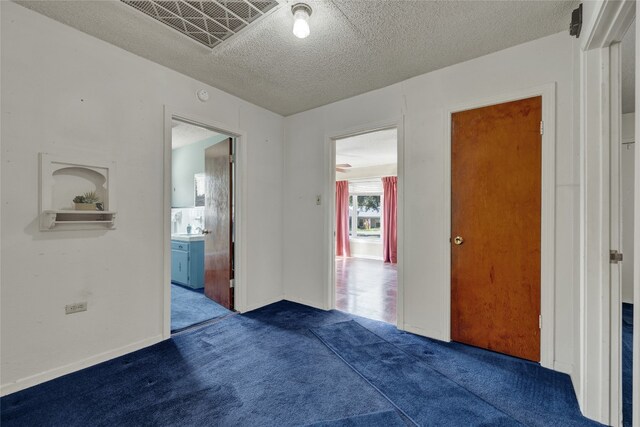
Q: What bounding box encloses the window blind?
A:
[348,178,383,194]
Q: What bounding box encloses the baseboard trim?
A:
[242,294,285,313]
[350,255,384,261]
[0,334,164,397]
[403,323,445,342]
[284,295,327,310]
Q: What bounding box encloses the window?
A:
[349,194,383,240]
[194,173,205,207]
[346,178,384,241]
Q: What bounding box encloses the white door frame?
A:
[162,105,248,339]
[442,84,557,370]
[578,1,635,424]
[635,15,640,427]
[609,40,623,427]
[324,118,405,329]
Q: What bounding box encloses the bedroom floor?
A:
[335,257,397,324]
[1,300,601,426]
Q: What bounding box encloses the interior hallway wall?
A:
[1,2,284,394]
[284,31,579,376]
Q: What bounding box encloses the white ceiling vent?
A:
[121,0,278,49]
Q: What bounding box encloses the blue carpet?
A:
[1,300,600,426]
[623,303,633,427]
[323,317,603,427]
[304,410,407,426]
[1,301,397,426]
[171,283,230,332]
[312,320,519,426]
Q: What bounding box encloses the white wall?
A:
[622,113,635,303]
[0,2,284,394]
[335,163,397,181]
[350,240,383,260]
[171,207,205,235]
[284,32,579,373]
[172,134,229,208]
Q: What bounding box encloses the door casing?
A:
[579,2,635,423]
[325,118,405,329]
[443,84,557,370]
[163,105,247,339]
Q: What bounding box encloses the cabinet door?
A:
[171,249,189,285]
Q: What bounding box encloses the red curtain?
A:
[336,181,351,257]
[382,176,397,263]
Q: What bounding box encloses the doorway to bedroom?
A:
[334,128,398,324]
[170,119,235,332]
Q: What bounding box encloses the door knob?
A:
[201,229,211,234]
[453,236,464,245]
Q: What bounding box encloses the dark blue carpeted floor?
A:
[623,303,633,427]
[1,300,602,426]
[171,283,231,332]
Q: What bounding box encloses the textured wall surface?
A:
[1,2,284,394]
[284,31,579,376]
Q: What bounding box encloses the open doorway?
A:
[333,128,398,324]
[170,119,235,332]
[619,21,635,427]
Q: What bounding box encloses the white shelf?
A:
[44,210,117,215]
[41,210,117,230]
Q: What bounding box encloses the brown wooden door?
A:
[451,96,541,362]
[204,138,234,310]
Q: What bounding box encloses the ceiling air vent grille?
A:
[121,0,278,48]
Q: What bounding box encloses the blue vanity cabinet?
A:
[171,240,205,289]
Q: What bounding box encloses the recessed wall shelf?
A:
[41,210,117,230]
[39,153,117,231]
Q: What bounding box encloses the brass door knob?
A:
[453,236,464,245]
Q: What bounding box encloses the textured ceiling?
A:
[15,0,578,116]
[172,120,220,149]
[621,20,635,114]
[336,128,397,169]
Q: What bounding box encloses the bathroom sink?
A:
[171,233,205,242]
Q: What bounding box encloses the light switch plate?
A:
[316,195,321,205]
[65,302,87,315]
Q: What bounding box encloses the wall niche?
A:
[39,153,117,231]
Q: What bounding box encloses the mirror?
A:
[194,173,205,207]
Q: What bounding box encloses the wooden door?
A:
[451,96,541,361]
[204,138,234,309]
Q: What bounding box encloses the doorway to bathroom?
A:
[169,118,235,332]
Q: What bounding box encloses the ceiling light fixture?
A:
[291,3,312,39]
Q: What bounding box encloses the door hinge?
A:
[229,154,235,164]
[540,121,544,135]
[539,315,542,329]
[230,279,235,288]
[610,250,624,264]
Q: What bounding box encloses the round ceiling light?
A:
[291,3,312,39]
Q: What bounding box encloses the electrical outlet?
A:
[65,302,87,315]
